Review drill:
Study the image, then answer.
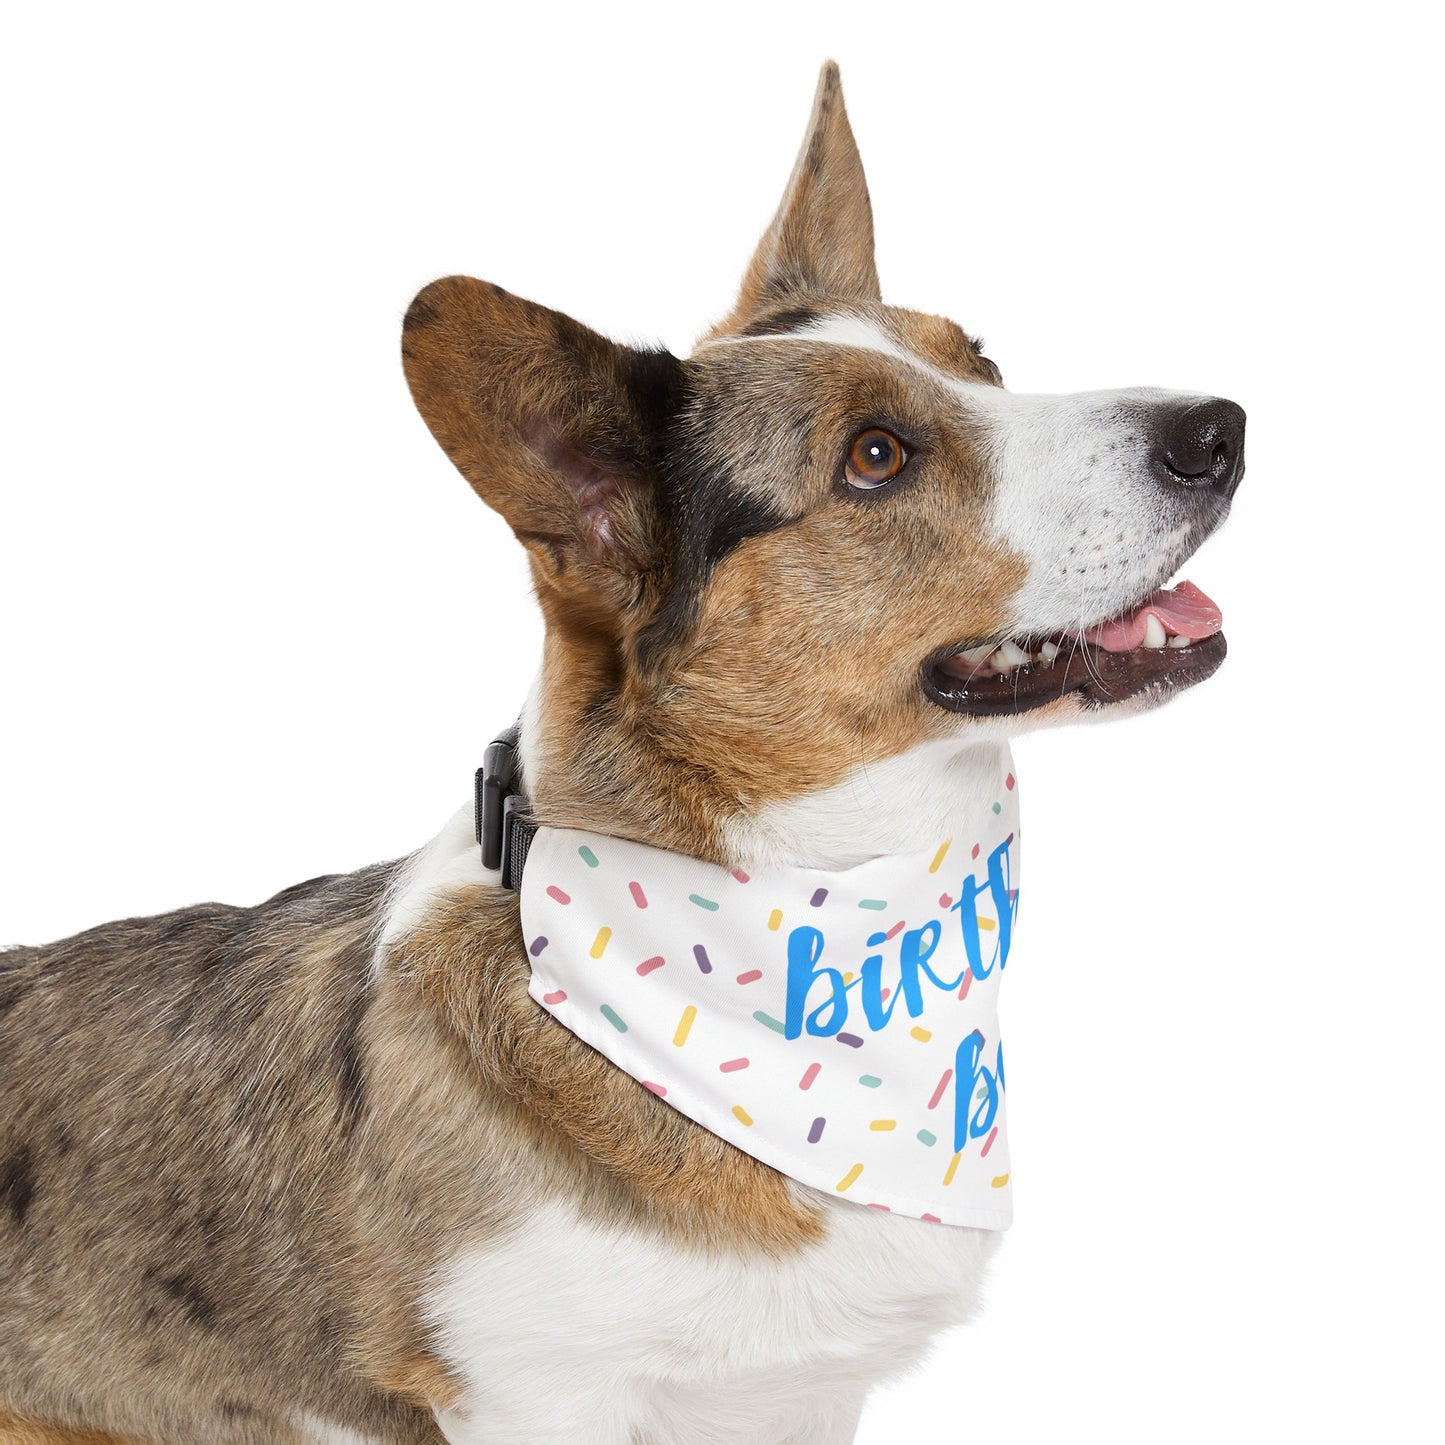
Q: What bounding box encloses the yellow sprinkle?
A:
[843,971,855,985]
[589,926,612,959]
[673,1005,697,1047]
[767,908,783,931]
[942,1151,962,1186]
[910,1026,932,1043]
[991,1173,1010,1189]
[732,1105,754,1126]
[928,838,952,874]
[976,915,996,932]
[870,1119,897,1131]
[836,1162,864,1192]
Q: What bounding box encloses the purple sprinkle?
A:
[807,1116,826,1144]
[693,944,713,974]
[530,936,549,957]
[837,1032,864,1048]
[809,887,829,907]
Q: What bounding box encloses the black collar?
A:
[474,724,534,890]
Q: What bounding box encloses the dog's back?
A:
[0,868,442,1443]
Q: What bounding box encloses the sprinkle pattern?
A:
[521,752,1019,1230]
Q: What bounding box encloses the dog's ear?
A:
[402,277,682,611]
[711,61,880,336]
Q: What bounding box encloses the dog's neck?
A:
[376,677,1011,959]
[519,669,1011,873]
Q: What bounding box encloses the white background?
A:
[3,2,1441,1441]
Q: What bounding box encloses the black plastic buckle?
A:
[475,723,534,890]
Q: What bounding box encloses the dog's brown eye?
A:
[845,428,907,489]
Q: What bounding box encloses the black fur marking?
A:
[402,293,437,333]
[220,1401,261,1421]
[0,1143,36,1225]
[198,1206,225,1249]
[333,979,371,1135]
[143,1266,218,1331]
[0,972,29,1021]
[312,1311,342,1351]
[737,305,821,338]
[637,387,791,668]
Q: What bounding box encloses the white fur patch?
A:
[426,1195,998,1444]
[373,802,493,967]
[727,736,1013,871]
[294,1416,386,1445]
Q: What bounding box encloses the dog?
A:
[0,60,1243,1445]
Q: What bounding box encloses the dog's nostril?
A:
[1155,397,1246,500]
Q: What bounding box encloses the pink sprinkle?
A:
[719,1057,750,1073]
[921,1213,942,1224]
[938,892,953,908]
[643,1081,667,1096]
[971,843,981,860]
[546,885,571,905]
[542,989,568,1005]
[629,881,648,908]
[884,919,906,941]
[981,1125,999,1158]
[731,868,750,883]
[799,1062,822,1090]
[867,1203,892,1211]
[1006,772,1015,790]
[880,986,891,1003]
[636,956,666,976]
[958,969,973,1001]
[735,969,762,985]
[927,1068,953,1111]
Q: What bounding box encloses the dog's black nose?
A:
[1153,397,1246,500]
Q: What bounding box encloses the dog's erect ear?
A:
[402,277,682,608]
[711,61,880,336]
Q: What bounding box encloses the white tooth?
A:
[959,642,996,665]
[996,640,1031,669]
[1040,640,1061,663]
[1142,615,1167,649]
[1168,633,1192,648]
[989,651,1009,674]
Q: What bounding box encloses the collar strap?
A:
[475,723,536,890]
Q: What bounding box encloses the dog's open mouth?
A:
[922,581,1227,716]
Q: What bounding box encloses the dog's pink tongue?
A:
[1079,581,1223,652]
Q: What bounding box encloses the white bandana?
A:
[521,753,1020,1229]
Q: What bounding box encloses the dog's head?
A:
[402,63,1243,859]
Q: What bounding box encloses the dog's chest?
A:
[423,1196,998,1443]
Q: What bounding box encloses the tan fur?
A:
[0,1413,142,1445]
[388,886,823,1253]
